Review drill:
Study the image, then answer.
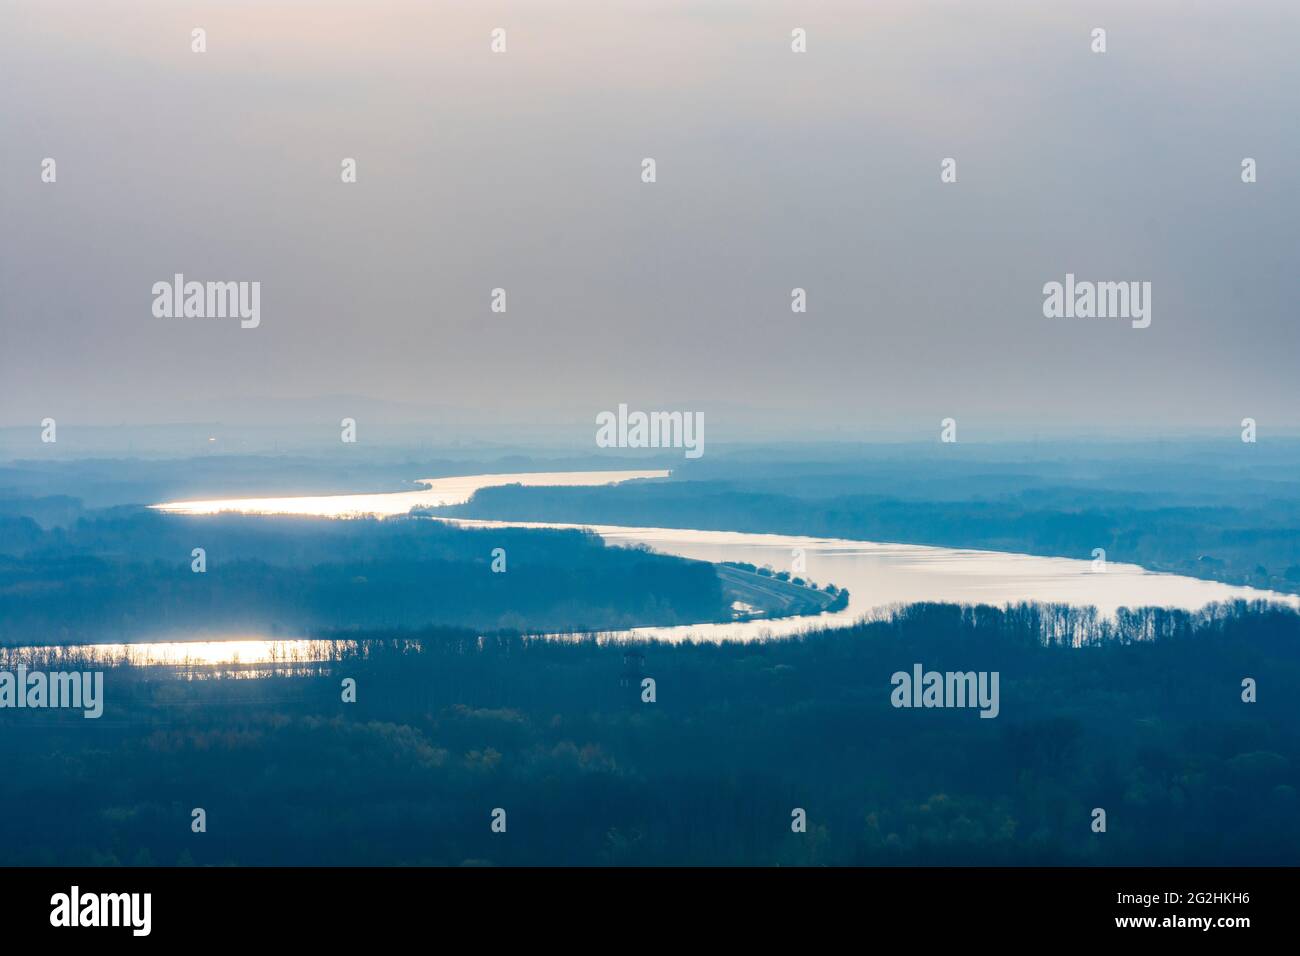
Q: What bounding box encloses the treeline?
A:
[720,560,844,595]
[2,600,1296,866]
[0,503,728,641]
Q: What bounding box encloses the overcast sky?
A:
[2,0,1298,438]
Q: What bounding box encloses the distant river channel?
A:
[12,469,1293,665]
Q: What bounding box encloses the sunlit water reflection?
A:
[17,470,1295,662]
[152,470,670,517]
[446,519,1300,641]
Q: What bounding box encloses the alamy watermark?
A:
[0,666,104,718]
[890,663,999,718]
[596,403,704,459]
[50,886,150,936]
[1043,273,1150,329]
[152,274,260,328]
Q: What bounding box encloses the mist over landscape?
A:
[0,3,1297,931]
[3,0,1300,435]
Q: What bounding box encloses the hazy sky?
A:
[2,0,1298,437]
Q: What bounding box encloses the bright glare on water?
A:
[45,469,1292,660]
[152,470,671,517]
[446,519,1300,642]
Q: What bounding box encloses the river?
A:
[16,468,1293,664]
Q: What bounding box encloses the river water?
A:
[18,469,1292,663]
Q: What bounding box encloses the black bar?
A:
[2,866,1282,941]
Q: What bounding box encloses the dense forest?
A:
[2,450,1296,865]
[0,502,732,640]
[2,600,1296,866]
